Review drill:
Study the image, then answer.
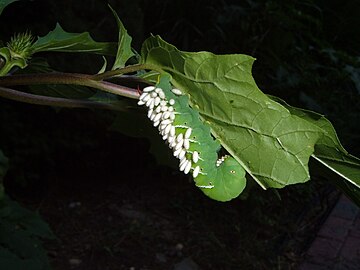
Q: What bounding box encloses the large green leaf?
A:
[269,96,360,188]
[269,96,360,205]
[31,23,117,55]
[0,0,17,16]
[141,36,327,189]
[109,6,135,69]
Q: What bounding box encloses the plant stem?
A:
[0,73,140,99]
[87,80,140,99]
[91,63,148,81]
[0,86,124,111]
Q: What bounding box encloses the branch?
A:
[0,73,141,99]
[0,86,125,111]
[90,64,148,81]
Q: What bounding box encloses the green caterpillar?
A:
[138,74,246,201]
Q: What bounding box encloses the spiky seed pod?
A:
[7,32,35,60]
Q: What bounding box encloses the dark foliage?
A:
[0,0,359,269]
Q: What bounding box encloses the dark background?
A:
[0,0,359,269]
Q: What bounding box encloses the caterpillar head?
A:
[219,157,246,178]
[201,156,247,202]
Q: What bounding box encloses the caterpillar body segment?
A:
[138,74,246,201]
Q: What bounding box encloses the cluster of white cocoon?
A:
[216,155,229,167]
[138,86,202,178]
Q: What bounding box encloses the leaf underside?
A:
[31,23,117,56]
[109,6,135,69]
[141,36,360,193]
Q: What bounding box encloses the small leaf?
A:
[0,196,55,239]
[31,23,117,55]
[109,6,135,69]
[0,196,53,270]
[0,0,18,16]
[98,56,108,74]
